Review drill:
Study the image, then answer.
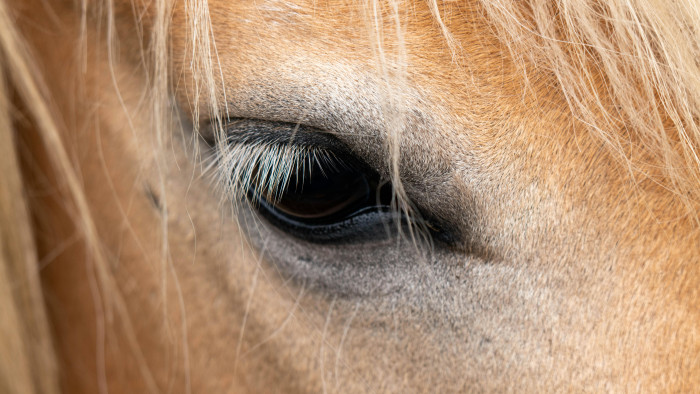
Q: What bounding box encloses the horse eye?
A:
[252,150,396,243]
[207,119,405,243]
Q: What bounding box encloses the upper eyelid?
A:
[205,118,366,164]
[204,119,349,204]
[204,118,332,148]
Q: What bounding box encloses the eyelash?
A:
[211,137,325,205]
[203,120,348,211]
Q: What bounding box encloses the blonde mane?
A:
[0,1,59,391]
[479,0,700,215]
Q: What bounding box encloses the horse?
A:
[1,0,699,392]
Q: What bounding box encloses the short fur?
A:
[1,0,699,392]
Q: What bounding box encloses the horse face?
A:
[25,0,699,391]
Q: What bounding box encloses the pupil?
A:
[260,154,392,225]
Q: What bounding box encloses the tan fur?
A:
[2,0,699,392]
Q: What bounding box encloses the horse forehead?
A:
[168,0,522,140]
[168,0,492,84]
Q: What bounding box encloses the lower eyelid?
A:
[253,197,400,244]
[237,206,418,297]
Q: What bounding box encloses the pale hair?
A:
[1,0,699,392]
[478,0,700,216]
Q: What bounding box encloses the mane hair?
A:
[476,0,700,217]
[0,1,60,392]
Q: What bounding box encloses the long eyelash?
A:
[203,129,439,250]
[208,136,335,206]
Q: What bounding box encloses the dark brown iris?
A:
[259,154,393,226]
